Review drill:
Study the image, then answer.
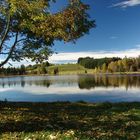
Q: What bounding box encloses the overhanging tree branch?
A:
[0,52,9,55]
[0,0,95,66]
[0,14,11,52]
[17,38,27,43]
[0,32,18,67]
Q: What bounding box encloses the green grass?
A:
[0,101,140,139]
[47,64,140,75]
[47,64,93,75]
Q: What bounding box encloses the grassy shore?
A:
[1,63,140,77]
[47,64,140,75]
[47,64,94,75]
[0,101,140,140]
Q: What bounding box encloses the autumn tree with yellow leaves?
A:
[0,0,95,67]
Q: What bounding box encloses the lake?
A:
[0,74,140,102]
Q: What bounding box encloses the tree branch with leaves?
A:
[0,0,95,67]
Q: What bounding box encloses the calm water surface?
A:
[0,75,140,102]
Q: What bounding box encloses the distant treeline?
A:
[78,56,140,73]
[1,56,140,76]
[99,56,140,73]
[26,62,50,74]
[0,62,50,76]
[78,57,121,69]
[0,65,26,75]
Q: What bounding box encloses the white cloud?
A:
[112,0,140,8]
[0,58,35,68]
[1,46,140,66]
[1,85,140,95]
[49,47,140,63]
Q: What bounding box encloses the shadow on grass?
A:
[0,101,140,139]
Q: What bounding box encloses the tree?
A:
[0,0,95,67]
[129,64,137,72]
[108,62,114,73]
[135,56,140,70]
[78,57,121,69]
[20,64,26,75]
[102,63,107,73]
[37,63,47,74]
[117,60,124,72]
[122,57,129,72]
[54,67,59,75]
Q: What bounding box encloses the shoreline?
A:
[0,100,140,104]
[0,72,140,78]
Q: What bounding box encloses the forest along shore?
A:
[1,63,140,76]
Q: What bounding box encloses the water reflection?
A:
[78,75,140,90]
[0,75,140,102]
[0,76,52,88]
[0,75,140,90]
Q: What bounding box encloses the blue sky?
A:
[1,0,140,66]
[48,0,140,63]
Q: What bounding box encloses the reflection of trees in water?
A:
[32,80,51,88]
[78,75,140,90]
[0,79,52,88]
[0,76,78,88]
[1,75,140,90]
[78,77,96,89]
